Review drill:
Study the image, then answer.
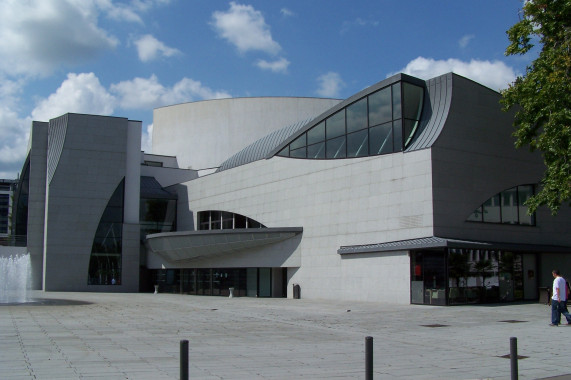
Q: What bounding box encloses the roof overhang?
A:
[146,227,303,263]
[338,236,571,255]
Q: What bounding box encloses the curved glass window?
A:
[276,80,423,160]
[198,210,266,230]
[88,179,124,285]
[467,185,536,225]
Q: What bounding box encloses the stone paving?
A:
[1,291,571,379]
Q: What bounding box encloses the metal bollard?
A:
[510,337,518,380]
[365,336,373,380]
[180,339,189,380]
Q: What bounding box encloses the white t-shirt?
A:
[552,276,567,301]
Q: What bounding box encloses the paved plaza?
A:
[1,292,571,380]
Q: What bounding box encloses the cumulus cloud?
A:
[280,8,294,17]
[0,0,120,77]
[256,57,290,73]
[316,72,345,98]
[211,2,281,55]
[111,74,231,109]
[390,57,517,91]
[31,73,116,121]
[134,34,181,62]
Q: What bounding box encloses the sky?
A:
[0,0,535,179]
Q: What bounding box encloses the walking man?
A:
[550,269,571,326]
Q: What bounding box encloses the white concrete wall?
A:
[178,149,433,304]
[153,97,341,171]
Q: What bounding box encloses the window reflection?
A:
[346,98,367,133]
[326,110,345,139]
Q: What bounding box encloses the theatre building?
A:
[12,72,571,305]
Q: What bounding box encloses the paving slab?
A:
[1,291,571,379]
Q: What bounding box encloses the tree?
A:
[501,0,571,214]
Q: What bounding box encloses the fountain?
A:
[0,253,31,303]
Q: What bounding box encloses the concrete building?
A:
[11,72,571,305]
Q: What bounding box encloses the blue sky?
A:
[0,0,532,178]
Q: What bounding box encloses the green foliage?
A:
[501,0,571,214]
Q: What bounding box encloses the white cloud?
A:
[316,72,344,98]
[141,123,153,153]
[134,34,181,62]
[0,0,119,77]
[256,57,290,73]
[280,8,294,17]
[31,73,116,121]
[111,75,231,109]
[390,57,517,91]
[459,34,475,48]
[211,2,281,55]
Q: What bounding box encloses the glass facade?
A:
[88,180,124,285]
[198,210,266,230]
[277,80,424,159]
[468,185,536,225]
[152,267,274,297]
[411,249,526,305]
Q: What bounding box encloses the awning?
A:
[146,227,303,263]
[338,236,570,255]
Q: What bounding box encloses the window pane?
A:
[518,185,535,225]
[290,133,306,150]
[501,187,518,224]
[483,194,501,223]
[326,135,346,158]
[392,83,402,119]
[247,219,261,228]
[234,214,246,228]
[198,211,210,230]
[276,146,289,157]
[393,120,403,152]
[403,82,423,120]
[307,122,325,145]
[308,142,325,159]
[369,87,392,126]
[210,211,221,229]
[347,129,368,157]
[222,211,234,229]
[369,122,393,155]
[346,98,368,133]
[467,207,483,222]
[326,110,345,139]
[290,146,307,158]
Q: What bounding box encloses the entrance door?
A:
[411,250,447,305]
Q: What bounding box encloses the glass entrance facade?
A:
[151,267,277,297]
[411,249,528,305]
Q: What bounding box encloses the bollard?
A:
[510,337,518,380]
[180,339,189,380]
[365,336,373,380]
